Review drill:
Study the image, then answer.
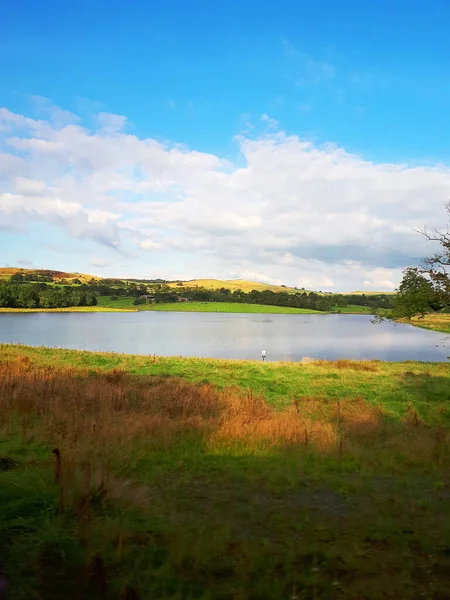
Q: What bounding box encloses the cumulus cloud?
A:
[31,95,81,128]
[1,103,449,290]
[97,112,127,133]
[138,239,164,252]
[90,257,110,268]
[261,113,279,129]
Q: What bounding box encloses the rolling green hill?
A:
[0,267,396,296]
[167,278,306,293]
[0,267,99,284]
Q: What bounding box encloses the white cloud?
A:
[261,113,279,129]
[13,177,48,195]
[138,239,163,252]
[1,103,449,290]
[0,192,121,249]
[97,112,127,133]
[90,257,110,268]
[31,95,81,128]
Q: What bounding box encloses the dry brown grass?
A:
[399,313,450,333]
[166,278,300,293]
[1,358,448,484]
[307,359,380,371]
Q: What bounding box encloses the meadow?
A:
[1,344,450,599]
[137,301,320,314]
[0,297,369,315]
[0,306,136,313]
[401,313,450,334]
[166,278,302,293]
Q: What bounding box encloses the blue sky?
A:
[1,0,450,290]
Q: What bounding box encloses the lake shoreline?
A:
[0,342,447,366]
[1,303,450,335]
[1,341,448,380]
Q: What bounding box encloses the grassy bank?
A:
[400,313,450,334]
[332,305,372,314]
[1,345,450,599]
[0,306,136,313]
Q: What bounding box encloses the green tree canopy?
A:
[393,203,450,318]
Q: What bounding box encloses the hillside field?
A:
[1,267,396,297]
[139,301,320,314]
[167,278,304,293]
[0,267,99,284]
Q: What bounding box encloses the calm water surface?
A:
[0,312,448,362]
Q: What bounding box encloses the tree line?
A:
[139,287,393,312]
[386,204,450,320]
[0,277,394,312]
[0,282,97,309]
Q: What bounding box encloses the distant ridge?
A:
[166,278,307,293]
[0,268,396,295]
[348,290,397,295]
[0,268,99,283]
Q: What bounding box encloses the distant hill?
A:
[0,268,99,284]
[0,268,396,296]
[348,290,397,295]
[166,278,307,294]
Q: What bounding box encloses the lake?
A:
[0,312,448,362]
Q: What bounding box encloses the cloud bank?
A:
[1,104,449,291]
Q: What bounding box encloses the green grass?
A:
[1,345,450,598]
[332,305,373,314]
[96,297,322,314]
[0,306,136,313]
[1,344,449,424]
[142,301,320,314]
[0,267,99,284]
[96,295,138,309]
[0,298,371,315]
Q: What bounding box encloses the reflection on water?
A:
[0,312,448,362]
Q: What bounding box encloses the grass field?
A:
[0,300,373,315]
[0,298,366,315]
[166,278,303,293]
[143,301,320,314]
[400,313,450,334]
[333,305,372,314]
[0,267,99,284]
[95,297,322,314]
[1,344,450,599]
[347,290,397,295]
[0,306,136,313]
[96,296,139,309]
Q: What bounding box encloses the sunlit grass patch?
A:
[400,313,450,334]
